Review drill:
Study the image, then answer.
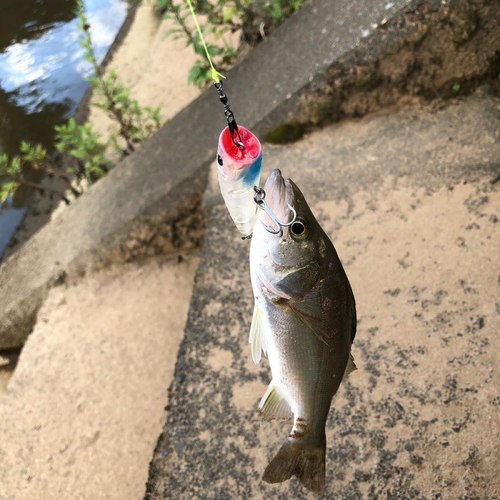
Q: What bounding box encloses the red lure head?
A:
[220,126,261,165]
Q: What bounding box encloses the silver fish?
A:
[249,169,357,495]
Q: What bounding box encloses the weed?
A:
[159,0,303,88]
[0,146,72,207]
[76,0,162,153]
[54,118,111,183]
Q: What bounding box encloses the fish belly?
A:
[266,307,346,439]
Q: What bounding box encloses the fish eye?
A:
[217,154,223,166]
[291,219,307,238]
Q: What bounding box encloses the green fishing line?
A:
[185,0,226,83]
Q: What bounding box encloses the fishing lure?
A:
[217,125,262,239]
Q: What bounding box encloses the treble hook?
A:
[253,186,297,237]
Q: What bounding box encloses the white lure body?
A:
[217,126,262,238]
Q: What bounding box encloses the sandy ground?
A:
[0,370,11,394]
[0,351,19,395]
[0,252,199,500]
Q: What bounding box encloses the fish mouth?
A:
[261,169,294,230]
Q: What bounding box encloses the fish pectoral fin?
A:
[249,303,268,365]
[343,353,357,379]
[258,383,292,421]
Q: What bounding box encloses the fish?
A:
[217,125,262,239]
[249,169,357,495]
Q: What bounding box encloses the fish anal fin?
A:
[249,303,268,365]
[258,383,292,421]
[343,353,357,379]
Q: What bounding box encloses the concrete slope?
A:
[145,96,500,499]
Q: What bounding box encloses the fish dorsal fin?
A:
[343,353,357,379]
[258,382,292,420]
[249,303,268,364]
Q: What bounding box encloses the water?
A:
[0,0,128,257]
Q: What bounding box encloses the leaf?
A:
[30,144,47,162]
[9,157,22,174]
[222,5,236,22]
[0,154,9,172]
[70,148,89,160]
[164,28,182,38]
[207,44,223,56]
[1,182,14,203]
[188,63,203,84]
[271,4,283,21]
[116,90,131,102]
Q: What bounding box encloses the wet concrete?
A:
[145,95,500,499]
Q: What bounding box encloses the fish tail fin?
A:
[262,435,326,495]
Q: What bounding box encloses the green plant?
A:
[160,0,233,87]
[76,0,162,153]
[0,147,71,207]
[0,124,110,210]
[1,2,166,212]
[159,0,303,88]
[19,141,82,199]
[262,0,303,25]
[54,118,111,182]
[0,154,20,205]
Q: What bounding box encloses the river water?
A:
[0,0,128,257]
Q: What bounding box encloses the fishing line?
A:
[185,0,225,84]
[185,0,244,149]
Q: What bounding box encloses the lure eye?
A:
[291,219,307,238]
[217,154,223,166]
